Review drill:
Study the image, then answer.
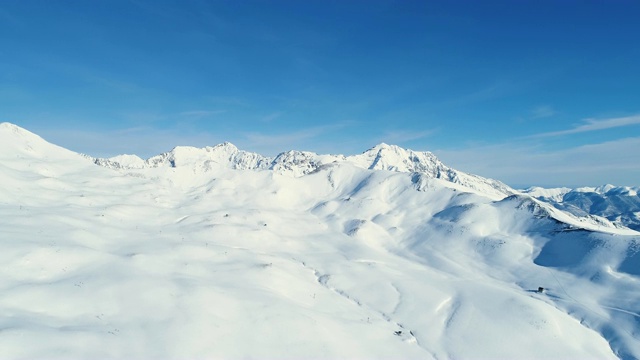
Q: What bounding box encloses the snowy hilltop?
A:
[1,122,640,359]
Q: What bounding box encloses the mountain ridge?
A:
[91,139,514,200]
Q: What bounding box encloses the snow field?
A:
[1,123,639,359]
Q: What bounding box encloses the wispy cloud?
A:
[438,81,513,108]
[435,137,640,187]
[437,75,546,109]
[531,105,556,119]
[83,74,142,93]
[178,110,226,119]
[45,61,145,93]
[534,114,640,137]
[260,111,284,123]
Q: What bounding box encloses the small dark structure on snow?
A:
[537,287,544,293]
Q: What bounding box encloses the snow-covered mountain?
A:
[524,185,640,231]
[94,141,514,199]
[2,122,640,359]
[92,138,624,231]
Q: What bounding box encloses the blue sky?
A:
[1,0,639,187]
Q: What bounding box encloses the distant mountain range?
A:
[91,135,638,232]
[94,141,515,199]
[523,185,640,231]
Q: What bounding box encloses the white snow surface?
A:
[2,122,640,359]
[524,185,640,231]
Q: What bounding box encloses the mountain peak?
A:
[370,142,391,149]
[366,142,412,154]
[351,143,441,173]
[221,141,236,147]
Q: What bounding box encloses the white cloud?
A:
[534,114,640,137]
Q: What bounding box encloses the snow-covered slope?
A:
[524,185,640,231]
[2,122,640,359]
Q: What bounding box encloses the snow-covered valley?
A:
[1,122,639,359]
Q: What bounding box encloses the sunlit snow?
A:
[1,122,639,359]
